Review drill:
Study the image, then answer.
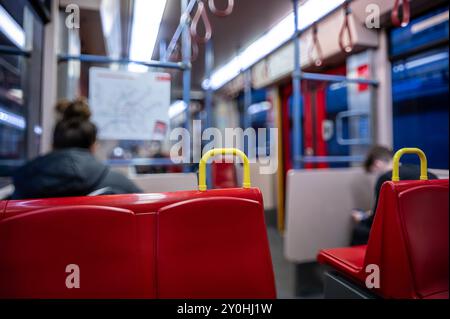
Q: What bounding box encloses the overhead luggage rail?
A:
[0,148,276,299]
[317,148,449,299]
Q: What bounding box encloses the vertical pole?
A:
[160,40,167,62]
[244,70,252,129]
[292,0,302,169]
[41,0,59,154]
[23,7,41,160]
[205,40,214,187]
[182,0,192,170]
[205,41,214,129]
[243,69,252,154]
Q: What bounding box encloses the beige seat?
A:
[236,161,277,210]
[130,173,198,193]
[284,167,377,263]
[429,169,449,180]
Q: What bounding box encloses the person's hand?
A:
[352,209,372,223]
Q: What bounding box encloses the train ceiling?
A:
[66,0,447,94]
[158,0,294,91]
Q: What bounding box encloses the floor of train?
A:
[266,226,324,299]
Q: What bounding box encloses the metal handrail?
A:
[198,148,251,191]
[165,0,198,61]
[392,148,428,182]
[0,45,31,57]
[57,54,188,70]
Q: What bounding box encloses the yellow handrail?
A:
[198,148,251,191]
[392,148,428,182]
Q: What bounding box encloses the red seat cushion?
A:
[318,245,366,279]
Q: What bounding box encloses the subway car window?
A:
[0,0,448,306]
[0,0,44,177]
[390,6,449,169]
[0,54,25,173]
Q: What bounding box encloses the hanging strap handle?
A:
[339,2,354,54]
[199,148,251,191]
[191,37,199,61]
[392,148,428,182]
[191,1,212,44]
[392,0,411,27]
[309,23,324,67]
[208,0,234,17]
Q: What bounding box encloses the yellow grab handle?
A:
[199,148,251,191]
[392,148,428,182]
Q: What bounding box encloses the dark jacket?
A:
[351,164,438,246]
[12,148,142,200]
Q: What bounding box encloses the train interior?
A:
[0,0,449,301]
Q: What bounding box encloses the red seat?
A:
[157,196,274,299]
[318,178,449,299]
[212,162,238,189]
[0,205,156,298]
[0,148,275,299]
[317,245,366,276]
[0,188,276,299]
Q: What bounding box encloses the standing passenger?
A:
[12,98,142,199]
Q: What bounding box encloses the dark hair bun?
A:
[56,97,91,121]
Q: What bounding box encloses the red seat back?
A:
[0,188,276,299]
[0,206,156,298]
[157,196,275,298]
[398,184,449,298]
[365,179,449,299]
[212,162,238,189]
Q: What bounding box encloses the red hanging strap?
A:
[208,0,234,17]
[392,0,410,27]
[309,23,324,67]
[191,38,199,61]
[339,3,353,54]
[191,1,212,44]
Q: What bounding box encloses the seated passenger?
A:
[135,140,168,174]
[350,145,438,246]
[12,98,142,199]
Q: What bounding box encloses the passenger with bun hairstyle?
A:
[12,98,142,199]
